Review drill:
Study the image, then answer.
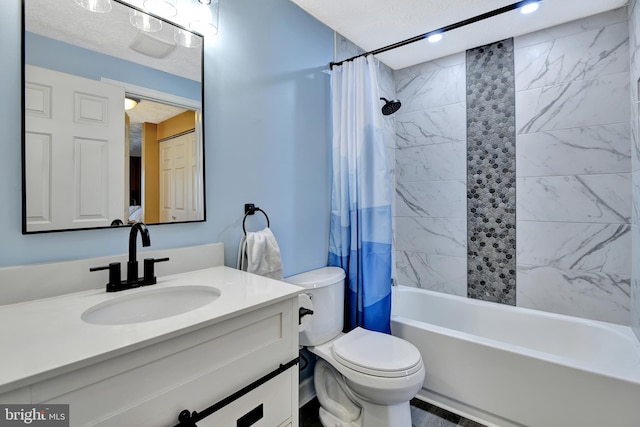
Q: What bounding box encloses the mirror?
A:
[22,0,205,233]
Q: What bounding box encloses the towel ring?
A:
[243,207,270,235]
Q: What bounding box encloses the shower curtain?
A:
[328,56,393,334]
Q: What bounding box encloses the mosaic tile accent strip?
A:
[466,38,516,305]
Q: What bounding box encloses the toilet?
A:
[286,267,425,427]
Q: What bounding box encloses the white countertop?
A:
[0,266,303,395]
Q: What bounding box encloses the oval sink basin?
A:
[81,285,221,325]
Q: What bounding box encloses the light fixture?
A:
[520,2,539,14]
[143,0,178,19]
[125,97,140,110]
[189,0,219,37]
[175,28,203,48]
[198,0,212,4]
[74,0,112,13]
[427,33,442,43]
[130,10,163,32]
[189,21,218,36]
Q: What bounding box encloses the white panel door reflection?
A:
[25,65,124,231]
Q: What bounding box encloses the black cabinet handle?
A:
[237,404,263,427]
[173,357,298,427]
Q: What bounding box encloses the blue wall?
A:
[0,0,333,279]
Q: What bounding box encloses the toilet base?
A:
[317,400,412,427]
[358,400,412,427]
[318,406,358,427]
[314,359,413,427]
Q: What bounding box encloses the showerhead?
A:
[380,97,402,115]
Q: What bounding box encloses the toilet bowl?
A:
[286,267,425,427]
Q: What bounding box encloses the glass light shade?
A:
[175,28,202,48]
[188,1,219,37]
[143,0,178,19]
[124,98,139,110]
[130,10,162,32]
[189,21,218,36]
[74,0,112,13]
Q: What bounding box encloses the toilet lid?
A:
[331,327,423,378]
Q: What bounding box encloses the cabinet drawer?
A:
[198,369,293,427]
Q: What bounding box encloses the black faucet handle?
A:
[143,257,170,286]
[90,262,123,292]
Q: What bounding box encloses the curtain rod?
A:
[329,0,542,68]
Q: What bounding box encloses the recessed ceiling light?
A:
[427,33,442,43]
[520,2,539,14]
[199,0,212,4]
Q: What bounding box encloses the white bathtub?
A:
[390,286,640,427]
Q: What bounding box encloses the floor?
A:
[300,398,487,427]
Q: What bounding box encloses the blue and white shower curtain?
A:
[328,56,393,334]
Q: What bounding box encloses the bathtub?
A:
[390,286,640,427]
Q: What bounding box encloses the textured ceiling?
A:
[127,99,188,125]
[290,0,629,69]
[25,0,202,81]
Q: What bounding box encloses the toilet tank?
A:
[285,266,346,347]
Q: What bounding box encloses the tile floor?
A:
[299,398,487,427]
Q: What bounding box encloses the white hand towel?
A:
[237,227,283,280]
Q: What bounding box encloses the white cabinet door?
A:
[24,65,125,231]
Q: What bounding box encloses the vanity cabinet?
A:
[0,297,299,427]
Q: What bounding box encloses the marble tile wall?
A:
[514,8,631,324]
[394,53,468,296]
[629,0,640,340]
[390,8,631,325]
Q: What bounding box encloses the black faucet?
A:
[90,222,169,292]
[127,222,151,284]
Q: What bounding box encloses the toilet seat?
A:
[331,327,423,378]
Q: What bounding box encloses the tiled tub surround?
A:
[514,8,631,324]
[393,8,633,325]
[466,38,517,305]
[395,53,468,297]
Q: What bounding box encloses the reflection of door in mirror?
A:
[160,131,198,222]
[127,100,203,224]
[25,65,125,232]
